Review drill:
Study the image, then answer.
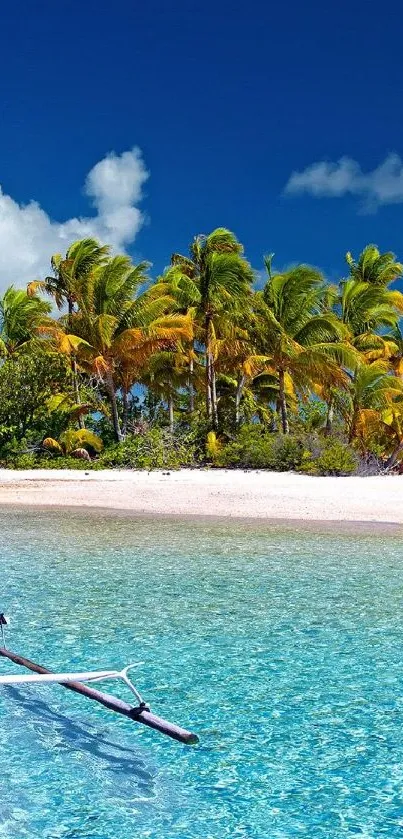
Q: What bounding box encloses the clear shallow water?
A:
[1,510,403,838]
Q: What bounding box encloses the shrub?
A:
[0,453,99,470]
[216,425,275,468]
[37,456,97,470]
[216,426,305,471]
[213,426,358,475]
[0,352,71,448]
[42,429,103,458]
[1,453,38,470]
[300,440,358,476]
[206,431,222,463]
[269,435,304,471]
[98,427,197,469]
[0,428,198,470]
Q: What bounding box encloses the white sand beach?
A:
[0,468,401,524]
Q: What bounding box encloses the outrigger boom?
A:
[0,620,198,745]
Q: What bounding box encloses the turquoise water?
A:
[1,510,403,838]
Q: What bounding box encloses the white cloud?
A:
[284,153,403,211]
[0,146,149,292]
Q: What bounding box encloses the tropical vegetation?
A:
[1,233,403,474]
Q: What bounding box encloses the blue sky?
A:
[1,0,403,289]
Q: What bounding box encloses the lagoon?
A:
[1,509,403,838]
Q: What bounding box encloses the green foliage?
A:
[215,425,273,468]
[0,451,101,470]
[0,351,72,451]
[214,426,359,475]
[98,428,197,469]
[168,228,254,427]
[297,400,327,432]
[0,452,38,470]
[346,245,403,286]
[0,235,400,469]
[0,286,51,354]
[300,440,358,476]
[216,425,305,471]
[42,429,103,459]
[59,429,103,455]
[27,238,110,310]
[206,431,222,462]
[270,436,305,470]
[37,456,98,470]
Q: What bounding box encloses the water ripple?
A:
[1,510,403,837]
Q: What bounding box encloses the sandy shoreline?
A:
[0,468,402,525]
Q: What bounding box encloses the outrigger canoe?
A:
[0,614,198,745]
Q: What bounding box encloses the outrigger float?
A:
[0,615,198,745]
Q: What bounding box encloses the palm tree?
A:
[385,324,403,377]
[210,315,269,426]
[345,245,403,286]
[27,238,110,315]
[46,255,192,442]
[152,265,199,415]
[339,278,403,356]
[319,273,403,435]
[256,263,356,433]
[0,287,51,355]
[143,348,190,432]
[43,429,103,460]
[170,228,254,428]
[346,360,403,444]
[27,238,110,425]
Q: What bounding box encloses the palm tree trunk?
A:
[72,357,85,430]
[211,365,218,429]
[105,371,124,443]
[235,374,246,426]
[122,387,129,437]
[324,397,334,436]
[205,315,213,424]
[67,298,74,324]
[206,353,216,425]
[67,298,85,430]
[188,356,194,414]
[349,410,357,443]
[205,356,212,421]
[168,385,174,433]
[278,368,289,434]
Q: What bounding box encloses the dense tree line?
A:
[1,231,403,473]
